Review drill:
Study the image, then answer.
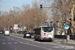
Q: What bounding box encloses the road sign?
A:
[14,24,18,29]
[44,24,48,26]
[65,25,69,30]
[18,28,21,31]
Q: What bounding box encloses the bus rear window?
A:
[34,29,41,35]
[42,27,53,32]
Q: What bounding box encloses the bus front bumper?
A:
[41,37,54,41]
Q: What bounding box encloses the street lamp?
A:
[56,21,59,30]
[50,21,52,27]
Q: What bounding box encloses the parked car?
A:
[4,30,10,36]
[23,32,31,38]
[0,30,4,34]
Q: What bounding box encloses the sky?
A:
[0,0,54,13]
[0,0,34,12]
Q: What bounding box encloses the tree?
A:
[50,0,75,37]
[0,1,48,32]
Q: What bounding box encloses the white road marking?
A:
[53,45,75,49]
[2,43,6,44]
[6,37,52,50]
[20,42,23,43]
[10,35,58,45]
[9,34,75,50]
[10,35,60,45]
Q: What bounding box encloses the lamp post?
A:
[8,19,10,30]
[50,21,52,27]
[56,21,58,29]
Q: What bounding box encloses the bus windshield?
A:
[42,27,53,32]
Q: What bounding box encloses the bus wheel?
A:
[49,39,53,42]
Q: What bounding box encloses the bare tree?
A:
[50,0,75,36]
[0,1,48,32]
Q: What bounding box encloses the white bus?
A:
[34,26,54,41]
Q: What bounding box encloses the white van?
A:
[4,30,10,36]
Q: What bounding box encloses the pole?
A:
[4,16,5,30]
[65,30,68,42]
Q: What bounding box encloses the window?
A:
[34,28,41,35]
[42,27,53,32]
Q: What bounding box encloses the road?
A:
[0,33,75,50]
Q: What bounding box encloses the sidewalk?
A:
[54,38,75,45]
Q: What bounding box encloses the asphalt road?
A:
[0,34,75,50]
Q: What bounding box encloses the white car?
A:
[4,30,10,36]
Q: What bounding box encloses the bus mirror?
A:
[53,27,54,29]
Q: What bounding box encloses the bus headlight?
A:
[48,35,51,37]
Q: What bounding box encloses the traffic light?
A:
[40,4,42,10]
[64,20,66,25]
[64,22,66,25]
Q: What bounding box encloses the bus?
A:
[34,26,54,41]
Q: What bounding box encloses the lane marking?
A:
[53,45,75,49]
[10,35,58,45]
[10,34,75,49]
[2,43,6,44]
[20,42,23,43]
[6,37,52,50]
